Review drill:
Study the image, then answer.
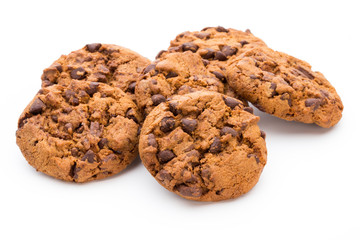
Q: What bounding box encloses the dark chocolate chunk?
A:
[240,40,249,46]
[165,71,178,79]
[214,51,227,61]
[220,127,238,137]
[209,137,222,153]
[194,32,210,39]
[181,119,198,134]
[280,93,292,107]
[70,67,86,80]
[157,150,176,163]
[98,138,108,149]
[127,82,136,93]
[148,134,158,148]
[250,74,257,79]
[86,82,99,96]
[223,96,241,109]
[64,123,73,133]
[177,185,203,197]
[158,169,172,181]
[201,48,215,59]
[29,98,46,115]
[81,150,96,163]
[143,64,156,74]
[155,50,166,59]
[169,102,181,116]
[243,107,254,114]
[202,59,210,66]
[270,83,277,97]
[160,117,176,133]
[297,66,314,79]
[51,115,58,123]
[260,130,266,139]
[126,108,138,123]
[151,94,166,106]
[215,26,229,33]
[182,42,199,53]
[305,98,322,110]
[212,71,226,82]
[71,148,79,157]
[221,45,237,57]
[86,43,102,52]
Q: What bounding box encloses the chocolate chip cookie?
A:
[41,43,150,100]
[139,91,267,201]
[135,51,247,116]
[16,80,141,182]
[226,47,344,128]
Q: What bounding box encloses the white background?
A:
[1,0,359,239]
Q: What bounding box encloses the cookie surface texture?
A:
[226,47,344,127]
[16,81,141,182]
[139,91,267,201]
[41,43,150,100]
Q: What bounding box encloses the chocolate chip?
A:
[201,48,215,59]
[143,64,156,74]
[169,102,181,116]
[250,74,257,79]
[260,130,266,139]
[240,40,249,46]
[160,117,176,133]
[126,108,138,123]
[177,185,203,197]
[209,137,222,153]
[124,82,136,94]
[182,42,199,53]
[157,150,176,163]
[202,59,210,66]
[221,45,237,57]
[70,67,86,80]
[85,82,99,96]
[71,148,79,157]
[305,98,322,110]
[155,50,166,59]
[98,138,108,149]
[243,106,254,114]
[75,124,84,134]
[247,154,260,164]
[223,96,241,109]
[54,63,63,72]
[214,51,227,61]
[51,115,58,122]
[280,93,292,107]
[181,119,198,134]
[270,83,277,97]
[220,127,238,137]
[148,134,158,148]
[81,150,96,163]
[165,71,178,79]
[29,98,46,115]
[151,94,166,106]
[212,71,226,82]
[215,26,229,33]
[245,29,252,34]
[86,43,102,52]
[64,123,73,133]
[90,122,101,136]
[201,27,212,31]
[158,169,172,181]
[297,66,314,79]
[194,32,210,39]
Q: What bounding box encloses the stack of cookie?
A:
[16,27,343,202]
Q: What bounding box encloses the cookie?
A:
[226,47,344,128]
[139,91,267,201]
[41,43,150,100]
[135,51,247,115]
[16,80,141,182]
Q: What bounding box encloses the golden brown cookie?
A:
[41,43,150,101]
[139,91,267,201]
[16,80,141,182]
[135,51,247,116]
[227,47,344,128]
